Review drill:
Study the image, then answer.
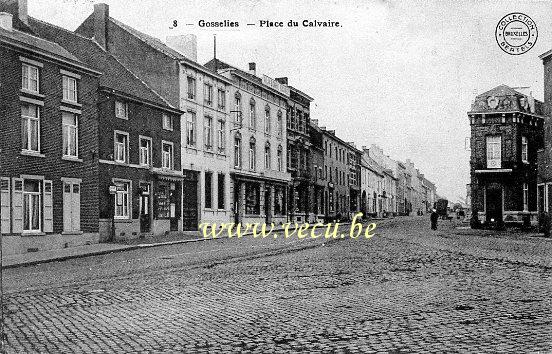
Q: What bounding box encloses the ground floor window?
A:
[23,179,41,231]
[114,181,130,219]
[274,186,286,215]
[205,172,213,209]
[245,182,260,215]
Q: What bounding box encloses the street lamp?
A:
[108,184,117,242]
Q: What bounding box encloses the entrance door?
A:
[182,173,198,231]
[265,186,271,223]
[139,182,151,233]
[485,186,503,223]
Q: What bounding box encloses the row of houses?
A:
[0,0,437,255]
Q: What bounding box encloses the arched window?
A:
[277,145,283,172]
[277,110,283,138]
[234,133,242,168]
[234,92,242,124]
[249,99,256,129]
[249,137,256,170]
[265,105,271,134]
[265,143,271,169]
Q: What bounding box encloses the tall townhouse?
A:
[366,144,398,216]
[321,128,352,221]
[29,15,184,241]
[396,162,407,215]
[205,59,291,226]
[538,48,552,215]
[274,77,313,224]
[74,3,232,230]
[347,144,362,217]
[309,120,326,222]
[404,159,423,215]
[0,10,101,254]
[361,148,385,217]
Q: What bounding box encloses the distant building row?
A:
[0,1,437,255]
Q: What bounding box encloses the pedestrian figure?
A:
[430,208,438,230]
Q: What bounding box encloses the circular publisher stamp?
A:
[495,13,537,55]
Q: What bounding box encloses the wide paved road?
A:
[2,217,551,353]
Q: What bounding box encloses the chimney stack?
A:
[248,62,256,76]
[166,34,197,62]
[0,12,13,31]
[275,77,288,85]
[94,3,109,50]
[0,0,27,26]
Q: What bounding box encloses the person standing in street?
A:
[430,209,438,230]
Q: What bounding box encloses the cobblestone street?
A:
[2,217,551,353]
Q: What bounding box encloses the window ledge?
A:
[21,231,46,237]
[62,231,83,235]
[114,218,133,223]
[61,99,82,107]
[62,156,83,163]
[21,150,45,158]
[20,89,45,98]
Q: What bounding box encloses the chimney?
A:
[166,34,197,62]
[0,12,12,31]
[275,77,288,85]
[0,0,27,26]
[248,62,256,76]
[94,3,109,50]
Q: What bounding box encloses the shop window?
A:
[245,182,260,215]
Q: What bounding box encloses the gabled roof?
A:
[0,26,82,65]
[28,17,179,112]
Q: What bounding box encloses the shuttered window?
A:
[0,178,10,234]
[63,181,81,232]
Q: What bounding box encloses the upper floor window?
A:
[22,64,39,93]
[249,99,257,129]
[204,83,213,106]
[62,76,78,102]
[249,138,256,170]
[234,93,242,124]
[115,101,128,119]
[62,112,78,158]
[265,107,271,134]
[277,146,283,172]
[114,131,129,163]
[234,133,242,168]
[187,76,196,100]
[163,114,174,131]
[265,143,271,169]
[162,141,174,169]
[186,111,197,146]
[21,103,40,152]
[277,111,283,138]
[486,135,501,169]
[217,88,226,110]
[204,115,213,150]
[521,136,528,163]
[139,137,151,166]
[217,119,226,153]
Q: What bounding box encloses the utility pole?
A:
[0,148,5,354]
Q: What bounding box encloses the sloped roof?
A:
[475,84,526,99]
[28,17,177,111]
[0,26,80,63]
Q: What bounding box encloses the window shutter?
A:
[72,183,80,231]
[43,180,53,233]
[1,178,11,234]
[63,182,72,232]
[12,178,23,233]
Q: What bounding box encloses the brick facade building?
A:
[468,85,544,227]
[0,11,101,254]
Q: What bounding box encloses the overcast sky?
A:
[31,0,552,201]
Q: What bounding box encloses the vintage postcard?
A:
[0,0,550,353]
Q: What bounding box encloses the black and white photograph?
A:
[0,0,550,352]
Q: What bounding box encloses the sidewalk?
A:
[1,221,357,269]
